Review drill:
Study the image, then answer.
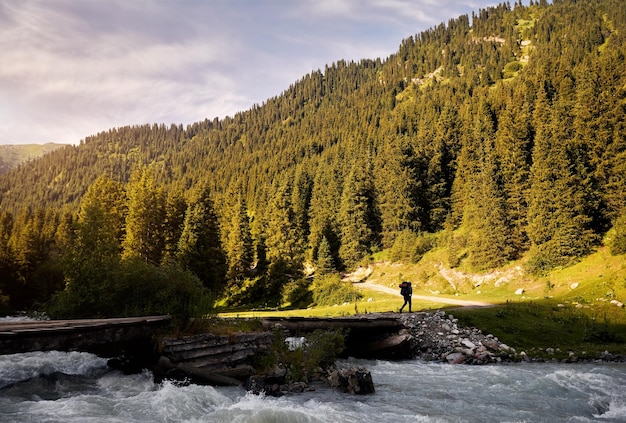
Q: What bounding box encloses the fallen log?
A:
[155,356,242,387]
[175,363,243,387]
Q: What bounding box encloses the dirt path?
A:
[356,282,494,308]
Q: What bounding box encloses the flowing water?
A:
[1,350,625,423]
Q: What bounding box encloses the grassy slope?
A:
[219,246,626,359]
[0,143,67,174]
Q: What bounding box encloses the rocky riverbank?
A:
[395,311,625,364]
[397,311,516,364]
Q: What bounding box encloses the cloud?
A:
[0,0,502,144]
[0,0,245,143]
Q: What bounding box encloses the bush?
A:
[47,258,213,324]
[310,274,362,306]
[609,213,626,255]
[503,61,522,78]
[271,329,346,382]
[220,275,280,308]
[281,278,313,308]
[390,230,437,263]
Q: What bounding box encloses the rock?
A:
[600,350,614,361]
[175,363,243,387]
[461,339,476,349]
[244,375,267,395]
[446,352,466,364]
[481,338,500,351]
[328,367,375,395]
[499,343,513,353]
[570,282,579,289]
[514,288,524,295]
[244,373,286,397]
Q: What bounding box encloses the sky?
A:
[0,0,504,145]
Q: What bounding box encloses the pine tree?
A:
[464,100,512,268]
[264,173,305,274]
[308,162,342,267]
[161,192,187,264]
[224,192,254,281]
[315,235,335,276]
[177,185,227,292]
[338,161,380,269]
[527,82,597,271]
[374,136,423,248]
[122,166,167,265]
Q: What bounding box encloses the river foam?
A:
[1,352,625,422]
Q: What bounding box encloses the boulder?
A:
[461,339,476,349]
[328,367,375,395]
[244,375,283,397]
[446,352,466,364]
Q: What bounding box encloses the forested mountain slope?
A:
[1,0,625,314]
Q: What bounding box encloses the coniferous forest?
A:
[0,0,625,319]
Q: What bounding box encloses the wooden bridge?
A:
[0,315,171,357]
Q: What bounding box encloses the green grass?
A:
[452,299,625,360]
[0,143,66,173]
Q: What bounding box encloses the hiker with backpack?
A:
[399,281,412,313]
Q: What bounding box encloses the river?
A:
[1,350,625,422]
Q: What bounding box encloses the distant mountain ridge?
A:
[0,143,68,174]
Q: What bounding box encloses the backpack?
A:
[399,282,410,296]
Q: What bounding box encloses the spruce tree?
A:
[60,176,126,316]
[224,192,254,282]
[374,136,422,248]
[425,106,459,232]
[527,83,597,271]
[264,173,305,274]
[75,175,127,260]
[122,167,167,265]
[308,162,341,267]
[315,235,335,276]
[177,185,227,292]
[161,192,187,264]
[338,161,380,269]
[464,100,512,268]
[494,93,533,257]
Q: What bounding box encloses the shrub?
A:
[47,258,213,324]
[310,274,362,306]
[390,230,437,263]
[281,277,313,308]
[503,61,522,78]
[271,328,346,382]
[609,213,626,255]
